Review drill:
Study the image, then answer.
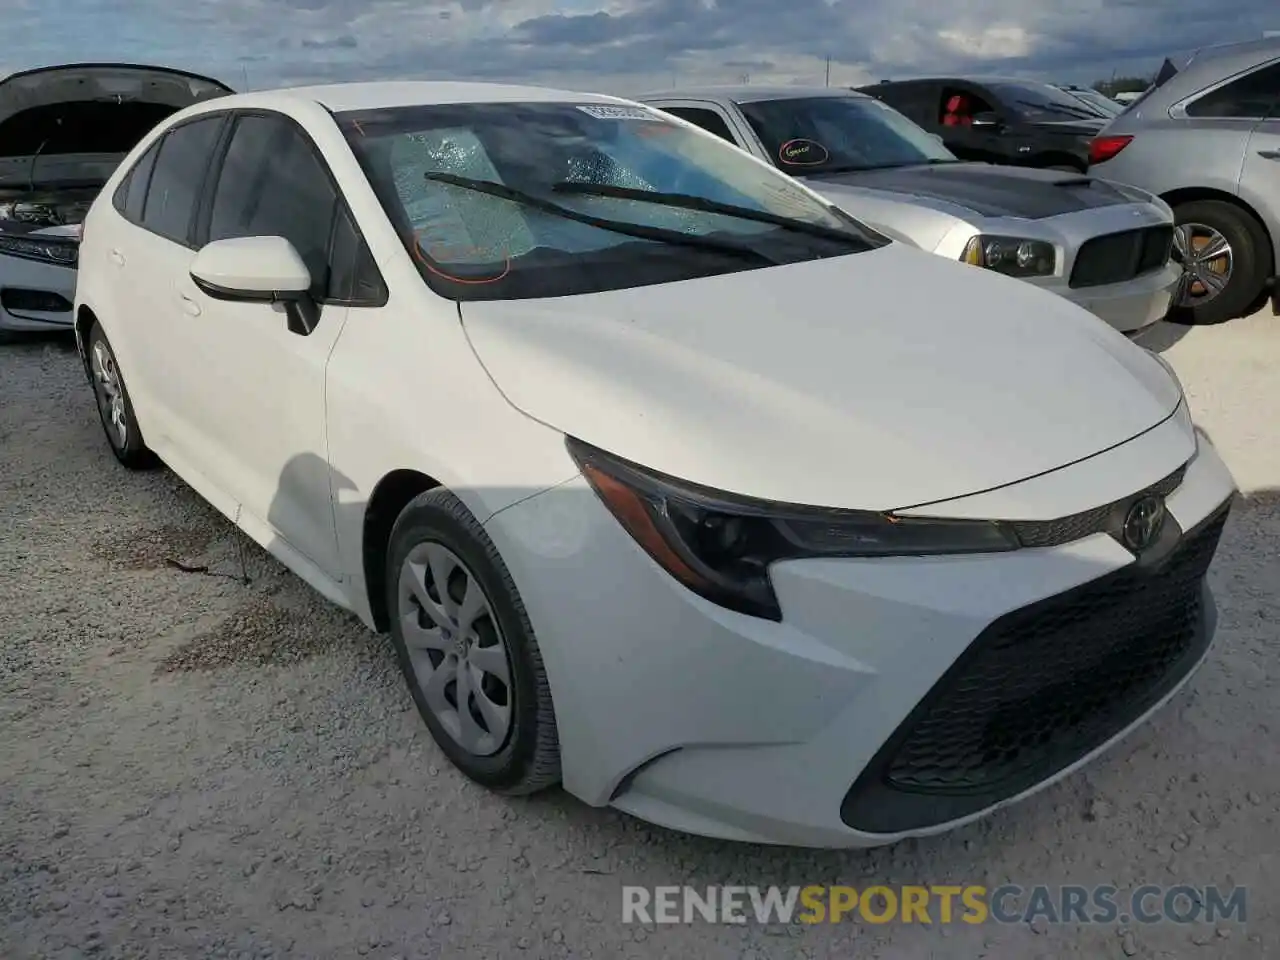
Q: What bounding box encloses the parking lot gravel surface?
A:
[2,314,1277,959]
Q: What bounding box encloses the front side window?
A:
[207,114,340,297]
[1186,61,1280,119]
[338,101,886,301]
[986,81,1109,121]
[737,95,957,175]
[141,116,224,244]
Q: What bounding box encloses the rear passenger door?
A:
[175,110,383,580]
[106,113,229,470]
[1235,63,1280,243]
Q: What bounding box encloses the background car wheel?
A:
[385,488,561,795]
[87,324,158,469]
[1166,199,1270,326]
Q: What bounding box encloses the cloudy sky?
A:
[6,0,1279,94]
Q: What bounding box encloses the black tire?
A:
[385,488,560,795]
[1167,199,1271,326]
[86,323,158,469]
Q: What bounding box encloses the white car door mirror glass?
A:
[189,235,312,302]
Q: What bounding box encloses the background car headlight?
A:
[0,234,78,266]
[567,437,1019,621]
[961,235,1056,278]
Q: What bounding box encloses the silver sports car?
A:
[638,86,1180,334]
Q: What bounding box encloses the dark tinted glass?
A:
[326,204,384,304]
[207,114,339,296]
[663,107,738,143]
[112,139,161,223]
[141,117,223,243]
[1186,62,1280,118]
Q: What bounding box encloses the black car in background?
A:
[855,77,1111,172]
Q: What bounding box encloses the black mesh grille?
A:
[1069,225,1174,289]
[1010,463,1186,549]
[841,501,1230,834]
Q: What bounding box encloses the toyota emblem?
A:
[1122,495,1166,552]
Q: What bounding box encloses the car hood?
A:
[0,63,232,159]
[460,243,1182,511]
[802,164,1142,220]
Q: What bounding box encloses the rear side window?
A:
[207,114,339,298]
[1186,61,1280,119]
[111,140,161,224]
[141,117,224,244]
[870,84,936,126]
[662,107,739,144]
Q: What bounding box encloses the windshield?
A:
[987,81,1108,121]
[337,101,885,301]
[736,95,957,175]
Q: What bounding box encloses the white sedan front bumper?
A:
[484,413,1236,848]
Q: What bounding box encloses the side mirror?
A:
[190,236,318,335]
[970,111,1003,130]
[927,132,945,145]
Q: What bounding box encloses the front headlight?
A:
[0,234,78,266]
[567,438,1018,621]
[961,235,1056,278]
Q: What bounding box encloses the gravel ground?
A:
[2,313,1277,960]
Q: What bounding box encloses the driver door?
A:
[175,111,360,581]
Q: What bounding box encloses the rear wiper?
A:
[551,180,867,245]
[423,172,774,265]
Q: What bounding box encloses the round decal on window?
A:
[778,138,829,166]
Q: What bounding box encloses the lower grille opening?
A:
[1,287,74,314]
[1069,225,1174,289]
[840,502,1230,835]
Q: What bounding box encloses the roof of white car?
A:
[636,85,865,104]
[218,80,626,113]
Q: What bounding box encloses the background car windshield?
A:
[337,101,883,300]
[988,82,1107,120]
[736,96,956,174]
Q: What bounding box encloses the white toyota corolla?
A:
[74,82,1237,848]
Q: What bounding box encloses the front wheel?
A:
[1166,199,1270,325]
[87,324,158,469]
[385,488,561,795]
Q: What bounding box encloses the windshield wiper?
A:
[423,172,775,265]
[551,181,870,246]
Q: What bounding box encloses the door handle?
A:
[1258,149,1280,161]
[108,248,125,266]
[179,294,202,317]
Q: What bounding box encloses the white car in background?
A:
[75,82,1235,848]
[0,63,230,342]
[638,86,1180,335]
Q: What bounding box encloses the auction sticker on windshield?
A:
[576,104,664,121]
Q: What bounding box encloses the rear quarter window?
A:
[111,139,162,224]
